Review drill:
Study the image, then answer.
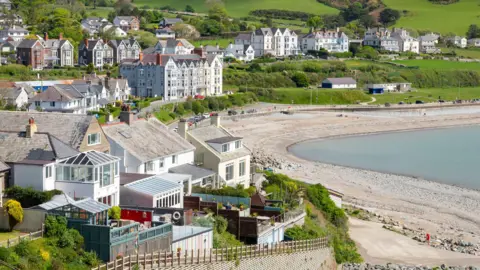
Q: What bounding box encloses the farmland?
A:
[383,0,478,35]
[134,0,338,17]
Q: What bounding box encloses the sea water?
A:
[288,125,480,189]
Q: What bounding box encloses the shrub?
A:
[285,225,319,240]
[4,186,62,208]
[306,185,347,229]
[168,112,177,119]
[108,206,121,220]
[81,250,99,267]
[4,200,23,231]
[45,216,68,238]
[213,216,228,234]
[291,72,309,87]
[57,232,74,248]
[192,100,204,114]
[174,103,185,115]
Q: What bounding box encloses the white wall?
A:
[171,229,213,252]
[218,155,250,189]
[11,163,50,190]
[332,84,356,89]
[55,176,120,206]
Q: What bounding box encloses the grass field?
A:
[0,231,23,242]
[441,47,480,59]
[383,0,478,35]
[134,0,338,17]
[392,60,480,70]
[257,88,371,104]
[371,87,480,104]
[85,7,114,17]
[192,38,234,48]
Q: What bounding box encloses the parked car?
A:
[228,110,238,116]
[415,100,424,104]
[438,100,445,103]
[203,113,210,119]
[384,103,391,107]
[246,109,257,113]
[398,101,404,105]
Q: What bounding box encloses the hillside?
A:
[134,0,339,17]
[384,0,478,35]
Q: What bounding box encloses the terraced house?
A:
[120,53,222,100]
[78,38,114,67]
[108,38,141,63]
[113,16,140,32]
[235,28,299,57]
[41,33,74,67]
[301,28,349,53]
[363,27,400,52]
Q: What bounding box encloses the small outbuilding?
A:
[321,77,357,89]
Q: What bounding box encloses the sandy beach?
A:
[221,109,480,264]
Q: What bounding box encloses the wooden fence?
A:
[0,228,43,248]
[94,237,329,270]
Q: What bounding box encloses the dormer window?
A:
[235,140,241,149]
[222,144,229,152]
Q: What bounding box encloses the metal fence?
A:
[0,229,43,248]
[94,237,329,270]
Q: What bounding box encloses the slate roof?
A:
[161,18,183,25]
[30,85,83,102]
[115,16,136,22]
[15,83,36,98]
[122,53,205,67]
[324,77,357,85]
[0,87,21,100]
[419,34,440,42]
[205,136,242,144]
[102,117,195,162]
[0,160,9,171]
[188,125,250,161]
[43,39,68,50]
[168,164,215,180]
[205,45,223,52]
[0,131,79,163]
[17,39,40,49]
[124,173,186,196]
[0,111,94,150]
[2,25,27,33]
[235,33,251,41]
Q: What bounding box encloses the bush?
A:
[306,185,347,229]
[192,100,204,114]
[174,103,185,115]
[4,186,62,208]
[213,216,228,234]
[291,72,309,87]
[4,200,23,231]
[57,232,74,248]
[285,225,319,240]
[81,251,99,267]
[108,206,121,220]
[45,216,68,238]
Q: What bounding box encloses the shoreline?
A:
[221,111,480,261]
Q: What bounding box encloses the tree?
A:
[355,46,379,59]
[185,4,195,13]
[359,14,376,28]
[208,3,228,22]
[192,100,204,114]
[340,3,367,22]
[171,23,200,39]
[379,8,401,26]
[108,206,121,220]
[306,16,323,30]
[174,103,185,115]
[199,19,222,36]
[467,24,480,39]
[291,72,309,87]
[4,200,23,231]
[86,63,95,74]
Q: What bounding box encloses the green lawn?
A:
[257,87,371,104]
[441,47,480,59]
[0,231,24,242]
[134,0,338,17]
[192,38,234,48]
[392,60,480,70]
[371,87,480,104]
[85,7,114,18]
[383,0,479,35]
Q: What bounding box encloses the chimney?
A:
[59,33,63,40]
[119,104,135,125]
[139,51,143,62]
[84,38,89,48]
[178,118,188,139]
[210,113,220,127]
[156,53,161,65]
[44,32,48,41]
[26,117,37,138]
[104,76,109,90]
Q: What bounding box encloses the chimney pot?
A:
[84,38,89,47]
[139,51,143,62]
[59,33,63,40]
[119,104,135,125]
[210,113,220,127]
[44,32,48,41]
[156,53,161,65]
[178,118,188,139]
[26,117,37,138]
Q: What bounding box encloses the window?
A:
[45,166,52,178]
[101,164,112,187]
[225,163,234,181]
[34,101,40,107]
[87,133,101,146]
[235,140,241,149]
[222,144,229,152]
[239,160,246,177]
[50,101,55,107]
[172,155,177,164]
[145,161,155,172]
[159,158,164,168]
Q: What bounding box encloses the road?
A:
[349,218,480,266]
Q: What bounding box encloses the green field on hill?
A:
[371,87,480,104]
[255,88,371,104]
[134,0,339,17]
[392,60,480,70]
[384,0,478,35]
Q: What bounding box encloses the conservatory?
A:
[55,151,121,206]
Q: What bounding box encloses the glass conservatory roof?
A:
[59,150,120,166]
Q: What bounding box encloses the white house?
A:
[29,85,87,114]
[0,86,28,108]
[321,77,357,89]
[391,28,419,54]
[81,17,110,36]
[225,44,255,61]
[101,25,127,38]
[178,114,251,189]
[446,36,467,48]
[0,25,28,41]
[301,28,349,53]
[236,28,299,57]
[0,118,120,205]
[102,107,196,175]
[468,38,480,47]
[152,39,194,55]
[155,28,175,39]
[363,28,399,52]
[419,33,441,54]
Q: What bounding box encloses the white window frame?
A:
[172,155,177,164]
[45,166,52,178]
[239,160,246,177]
[87,132,101,146]
[235,140,241,149]
[225,163,234,181]
[222,144,229,152]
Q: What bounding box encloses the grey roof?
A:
[2,25,27,33]
[115,16,136,21]
[0,160,9,171]
[0,131,79,163]
[120,172,155,185]
[102,117,195,162]
[168,164,216,180]
[0,111,94,150]
[420,34,440,42]
[205,136,242,144]
[34,194,76,210]
[324,77,357,84]
[205,45,223,52]
[0,87,21,100]
[142,47,155,54]
[15,83,35,97]
[124,173,186,196]
[235,33,251,41]
[161,18,183,25]
[156,28,174,34]
[17,39,39,49]
[58,150,119,166]
[30,85,83,102]
[56,84,103,96]
[172,225,213,242]
[43,39,68,49]
[188,125,250,161]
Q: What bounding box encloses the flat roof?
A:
[172,225,212,242]
[168,164,215,180]
[124,173,188,196]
